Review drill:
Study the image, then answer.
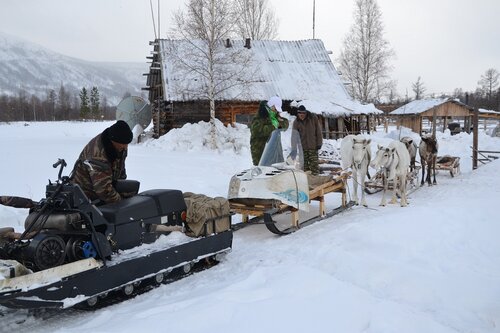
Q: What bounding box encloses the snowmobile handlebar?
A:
[52,158,66,169]
[52,159,68,183]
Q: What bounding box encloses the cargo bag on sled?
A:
[183,192,231,237]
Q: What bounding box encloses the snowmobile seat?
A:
[139,189,187,215]
[98,190,186,226]
[98,195,158,224]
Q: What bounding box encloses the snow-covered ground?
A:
[1,120,500,333]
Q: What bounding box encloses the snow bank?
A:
[142,119,250,154]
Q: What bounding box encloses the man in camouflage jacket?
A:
[70,120,134,204]
[250,97,289,165]
[292,105,323,175]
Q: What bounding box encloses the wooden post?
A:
[465,116,471,134]
[432,109,437,137]
[338,118,345,137]
[292,210,299,228]
[323,117,330,139]
[472,107,479,170]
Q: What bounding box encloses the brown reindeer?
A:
[419,134,438,186]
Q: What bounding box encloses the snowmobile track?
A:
[0,255,226,330]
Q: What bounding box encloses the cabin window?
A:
[235,113,253,126]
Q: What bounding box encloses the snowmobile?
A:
[228,129,350,235]
[0,159,232,309]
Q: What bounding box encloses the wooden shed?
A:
[478,108,500,131]
[143,38,381,138]
[390,98,473,135]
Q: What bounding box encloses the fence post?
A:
[472,107,479,170]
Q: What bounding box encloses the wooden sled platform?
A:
[229,172,349,235]
[436,155,460,177]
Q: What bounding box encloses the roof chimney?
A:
[244,38,251,49]
[225,38,232,48]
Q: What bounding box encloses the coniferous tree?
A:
[79,87,90,119]
[47,89,57,121]
[90,86,101,119]
[58,84,71,120]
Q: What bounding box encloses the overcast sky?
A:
[1,0,499,98]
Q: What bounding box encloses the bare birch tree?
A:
[477,68,499,101]
[233,0,279,40]
[171,0,256,149]
[338,0,394,103]
[412,76,426,100]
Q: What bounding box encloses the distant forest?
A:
[0,83,498,123]
[0,83,130,122]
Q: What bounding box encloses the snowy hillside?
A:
[0,121,499,333]
[0,31,147,105]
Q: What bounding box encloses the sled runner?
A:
[0,159,232,309]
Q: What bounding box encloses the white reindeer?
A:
[340,134,371,206]
[370,140,411,207]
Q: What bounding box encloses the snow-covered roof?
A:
[479,108,500,115]
[157,39,381,116]
[390,98,471,115]
[291,99,382,116]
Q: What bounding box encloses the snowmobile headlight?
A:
[250,167,262,177]
[228,177,241,198]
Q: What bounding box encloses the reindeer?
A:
[400,136,417,172]
[340,134,371,207]
[370,140,411,207]
[419,134,438,186]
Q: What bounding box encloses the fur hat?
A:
[108,120,133,144]
[267,96,283,112]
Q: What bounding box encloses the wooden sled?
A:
[229,172,349,235]
[364,166,421,195]
[436,155,460,177]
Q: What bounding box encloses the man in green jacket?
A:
[250,96,289,165]
[70,120,135,204]
[292,105,323,175]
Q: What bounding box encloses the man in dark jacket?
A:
[70,120,135,204]
[292,105,323,175]
[250,96,289,165]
